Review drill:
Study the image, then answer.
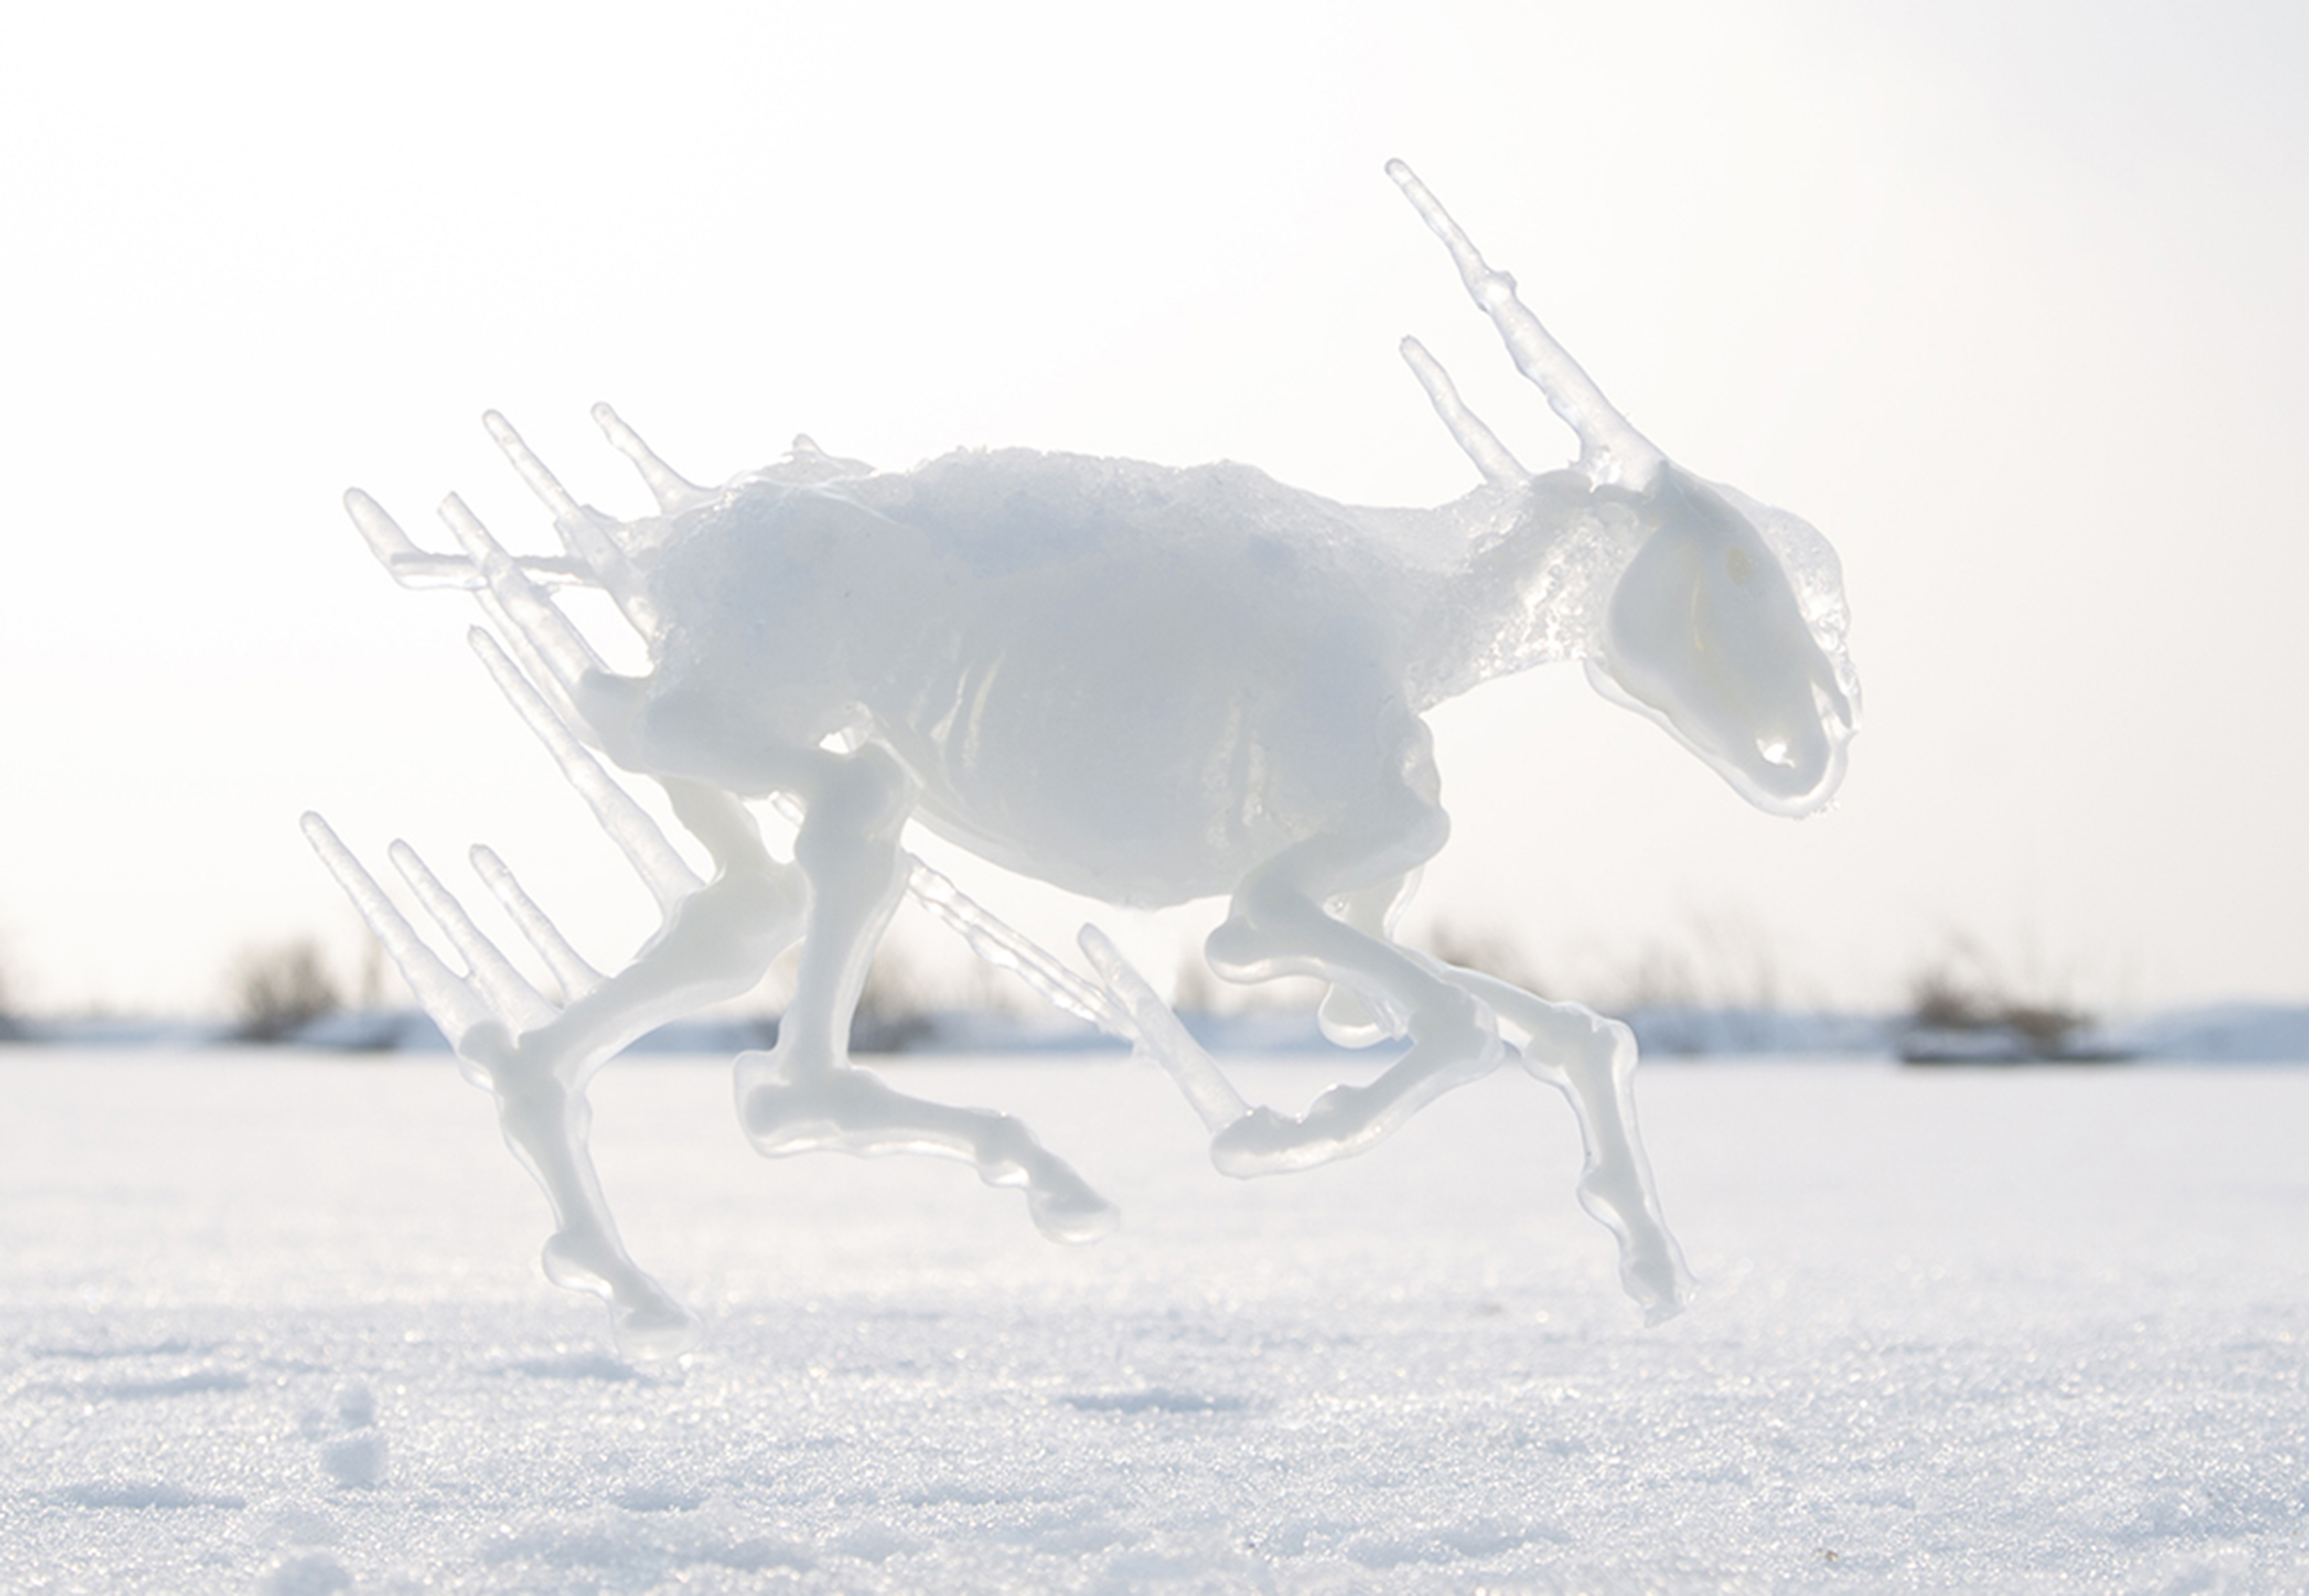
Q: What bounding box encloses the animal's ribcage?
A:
[874,584,1421,909]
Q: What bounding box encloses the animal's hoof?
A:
[540,1231,701,1359]
[1027,1182,1121,1244]
[614,1295,702,1361]
[1317,983,1398,1048]
[1210,1105,1331,1177]
[738,1081,829,1155]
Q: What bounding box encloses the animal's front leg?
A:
[1205,825,1509,1175]
[1430,966,1693,1323]
[1314,873,1417,1047]
[736,745,1117,1241]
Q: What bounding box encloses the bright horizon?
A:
[2,2,2304,1020]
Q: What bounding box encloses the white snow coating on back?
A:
[306,162,1858,1357]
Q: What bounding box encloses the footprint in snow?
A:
[298,1381,388,1488]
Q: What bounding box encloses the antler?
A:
[1389,159,1666,492]
[1397,334,1530,490]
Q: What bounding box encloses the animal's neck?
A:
[1400,471,1649,711]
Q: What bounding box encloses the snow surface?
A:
[3,1049,2304,1592]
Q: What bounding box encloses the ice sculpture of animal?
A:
[306,162,1858,1356]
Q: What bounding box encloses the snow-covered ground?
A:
[3,1049,2303,1593]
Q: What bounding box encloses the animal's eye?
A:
[1724,544,1754,584]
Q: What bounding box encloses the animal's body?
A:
[645,450,1461,905]
[307,163,1858,1355]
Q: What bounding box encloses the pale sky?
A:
[2,1,2304,1019]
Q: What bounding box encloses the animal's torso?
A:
[640,451,1480,904]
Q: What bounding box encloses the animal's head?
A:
[1584,466,1858,817]
[1385,161,1858,816]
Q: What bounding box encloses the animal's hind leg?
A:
[755,745,917,1084]
[488,781,809,1336]
[1431,965,1693,1323]
[310,767,809,1359]
[1205,816,1509,1176]
[733,746,1117,1242]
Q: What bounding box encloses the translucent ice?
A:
[308,162,1857,1355]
